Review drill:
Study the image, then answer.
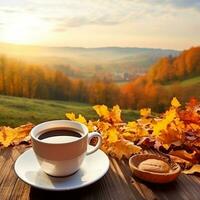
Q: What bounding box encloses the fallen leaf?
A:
[0,123,34,147]
[182,164,200,174]
[108,139,142,159]
[169,150,197,163]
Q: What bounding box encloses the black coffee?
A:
[38,128,82,143]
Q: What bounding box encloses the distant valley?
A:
[0,42,180,81]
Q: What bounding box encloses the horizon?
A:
[0,41,189,51]
[0,1,199,50]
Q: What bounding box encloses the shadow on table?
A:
[29,178,102,200]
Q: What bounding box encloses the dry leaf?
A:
[182,164,200,174]
[63,98,200,173]
[109,139,142,159]
[0,123,34,147]
[169,155,193,169]
[169,150,197,163]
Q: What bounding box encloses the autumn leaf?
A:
[66,113,87,124]
[0,123,34,147]
[65,112,76,121]
[108,139,142,159]
[182,164,200,174]
[140,108,151,117]
[169,150,197,163]
[12,123,34,144]
[93,105,122,123]
[152,109,177,136]
[107,128,119,143]
[0,127,17,147]
[171,97,181,108]
[60,97,200,173]
[110,105,122,123]
[169,154,193,169]
[93,105,109,119]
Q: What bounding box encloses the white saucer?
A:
[14,147,110,191]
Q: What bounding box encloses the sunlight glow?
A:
[2,15,43,44]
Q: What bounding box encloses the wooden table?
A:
[0,145,200,200]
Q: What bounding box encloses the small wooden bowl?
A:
[129,154,181,184]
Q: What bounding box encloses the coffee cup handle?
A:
[86,132,102,155]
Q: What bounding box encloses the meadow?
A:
[0,95,139,127]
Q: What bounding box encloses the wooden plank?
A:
[9,178,30,200]
[0,145,29,200]
[0,147,22,200]
[117,159,158,200]
[0,145,200,200]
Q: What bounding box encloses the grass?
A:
[163,76,200,88]
[0,95,139,127]
[179,76,200,86]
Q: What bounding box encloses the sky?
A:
[0,0,200,50]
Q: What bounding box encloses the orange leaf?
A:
[182,164,200,174]
[169,150,197,163]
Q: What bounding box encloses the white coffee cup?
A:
[30,120,102,177]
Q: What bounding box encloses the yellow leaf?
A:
[66,113,87,124]
[152,109,176,136]
[0,127,16,147]
[13,123,34,144]
[93,105,109,118]
[0,123,34,147]
[76,114,87,124]
[127,121,137,129]
[109,139,142,159]
[108,128,119,143]
[110,105,122,123]
[182,164,200,174]
[66,113,76,120]
[171,97,181,108]
[140,108,151,117]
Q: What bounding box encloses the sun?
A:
[2,15,43,44]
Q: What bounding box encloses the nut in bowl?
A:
[129,154,181,184]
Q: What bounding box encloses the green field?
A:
[164,76,200,88]
[0,95,139,127]
[179,76,200,86]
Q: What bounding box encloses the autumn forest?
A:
[0,46,199,112]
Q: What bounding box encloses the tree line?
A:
[0,55,120,106]
[148,47,200,83]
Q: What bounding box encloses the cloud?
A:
[0,0,200,30]
[137,0,200,10]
